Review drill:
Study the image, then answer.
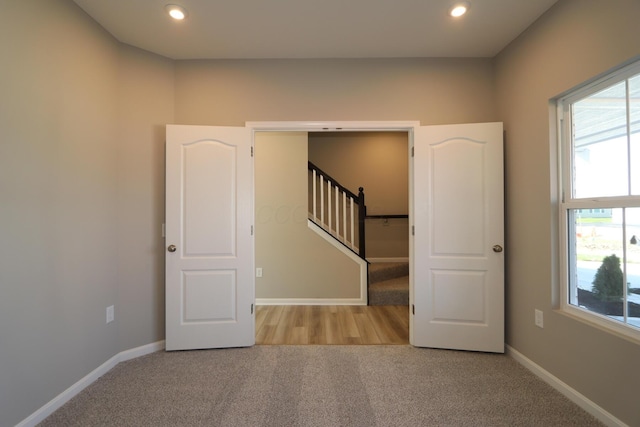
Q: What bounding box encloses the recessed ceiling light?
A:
[449,2,470,17]
[166,4,187,20]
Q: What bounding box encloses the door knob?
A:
[492,245,503,253]
[167,244,177,253]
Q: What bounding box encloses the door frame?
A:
[247,120,420,343]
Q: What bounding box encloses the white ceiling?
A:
[72,0,559,60]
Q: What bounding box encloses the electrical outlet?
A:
[106,305,114,324]
[534,309,543,328]
[256,268,263,278]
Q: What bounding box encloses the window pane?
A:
[626,207,640,329]
[571,208,624,318]
[630,75,640,194]
[573,82,628,198]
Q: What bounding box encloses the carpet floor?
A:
[39,346,603,427]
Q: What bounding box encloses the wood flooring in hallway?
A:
[255,305,409,345]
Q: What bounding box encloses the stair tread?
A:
[368,262,409,283]
[369,276,409,291]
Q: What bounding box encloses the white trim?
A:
[558,304,640,345]
[367,257,409,263]
[506,345,627,427]
[307,219,368,305]
[17,341,165,427]
[555,60,640,340]
[118,340,165,362]
[256,298,367,306]
[246,120,420,132]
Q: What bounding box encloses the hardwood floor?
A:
[255,305,409,345]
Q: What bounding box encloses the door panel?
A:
[183,140,236,256]
[166,125,254,351]
[412,122,504,353]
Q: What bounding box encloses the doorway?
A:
[254,129,411,343]
[255,131,410,301]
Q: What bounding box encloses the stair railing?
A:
[308,162,366,259]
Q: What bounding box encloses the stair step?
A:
[368,262,409,283]
[368,275,409,306]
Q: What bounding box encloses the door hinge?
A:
[411,146,414,157]
[251,146,254,157]
[251,303,254,315]
[411,225,415,236]
[412,304,415,315]
[251,225,254,236]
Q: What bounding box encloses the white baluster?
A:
[327,181,332,233]
[350,197,355,248]
[335,188,340,237]
[312,169,317,220]
[342,191,347,242]
[320,175,324,226]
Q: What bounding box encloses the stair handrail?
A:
[308,161,359,200]
[308,161,366,259]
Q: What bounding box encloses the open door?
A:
[165,125,254,351]
[411,122,504,353]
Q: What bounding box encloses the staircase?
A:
[368,262,409,306]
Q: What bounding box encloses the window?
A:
[558,59,640,340]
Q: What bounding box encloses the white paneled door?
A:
[165,125,254,351]
[412,122,504,353]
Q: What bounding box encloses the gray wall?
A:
[0,2,119,425]
[0,2,174,425]
[2,0,639,425]
[116,45,174,352]
[494,0,640,425]
[174,58,496,125]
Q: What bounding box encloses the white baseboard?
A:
[256,298,366,306]
[17,340,165,427]
[506,345,626,427]
[367,257,409,263]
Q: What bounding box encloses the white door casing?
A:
[164,121,503,352]
[165,125,254,351]
[411,122,504,353]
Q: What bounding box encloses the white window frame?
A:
[557,58,640,343]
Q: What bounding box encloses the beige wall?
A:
[255,132,361,300]
[174,58,496,126]
[308,132,409,258]
[494,0,640,425]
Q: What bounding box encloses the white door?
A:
[411,122,504,353]
[165,125,254,351]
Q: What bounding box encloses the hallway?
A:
[256,305,409,345]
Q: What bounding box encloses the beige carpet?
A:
[39,346,603,426]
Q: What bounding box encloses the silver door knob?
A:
[167,244,177,253]
[492,245,503,253]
